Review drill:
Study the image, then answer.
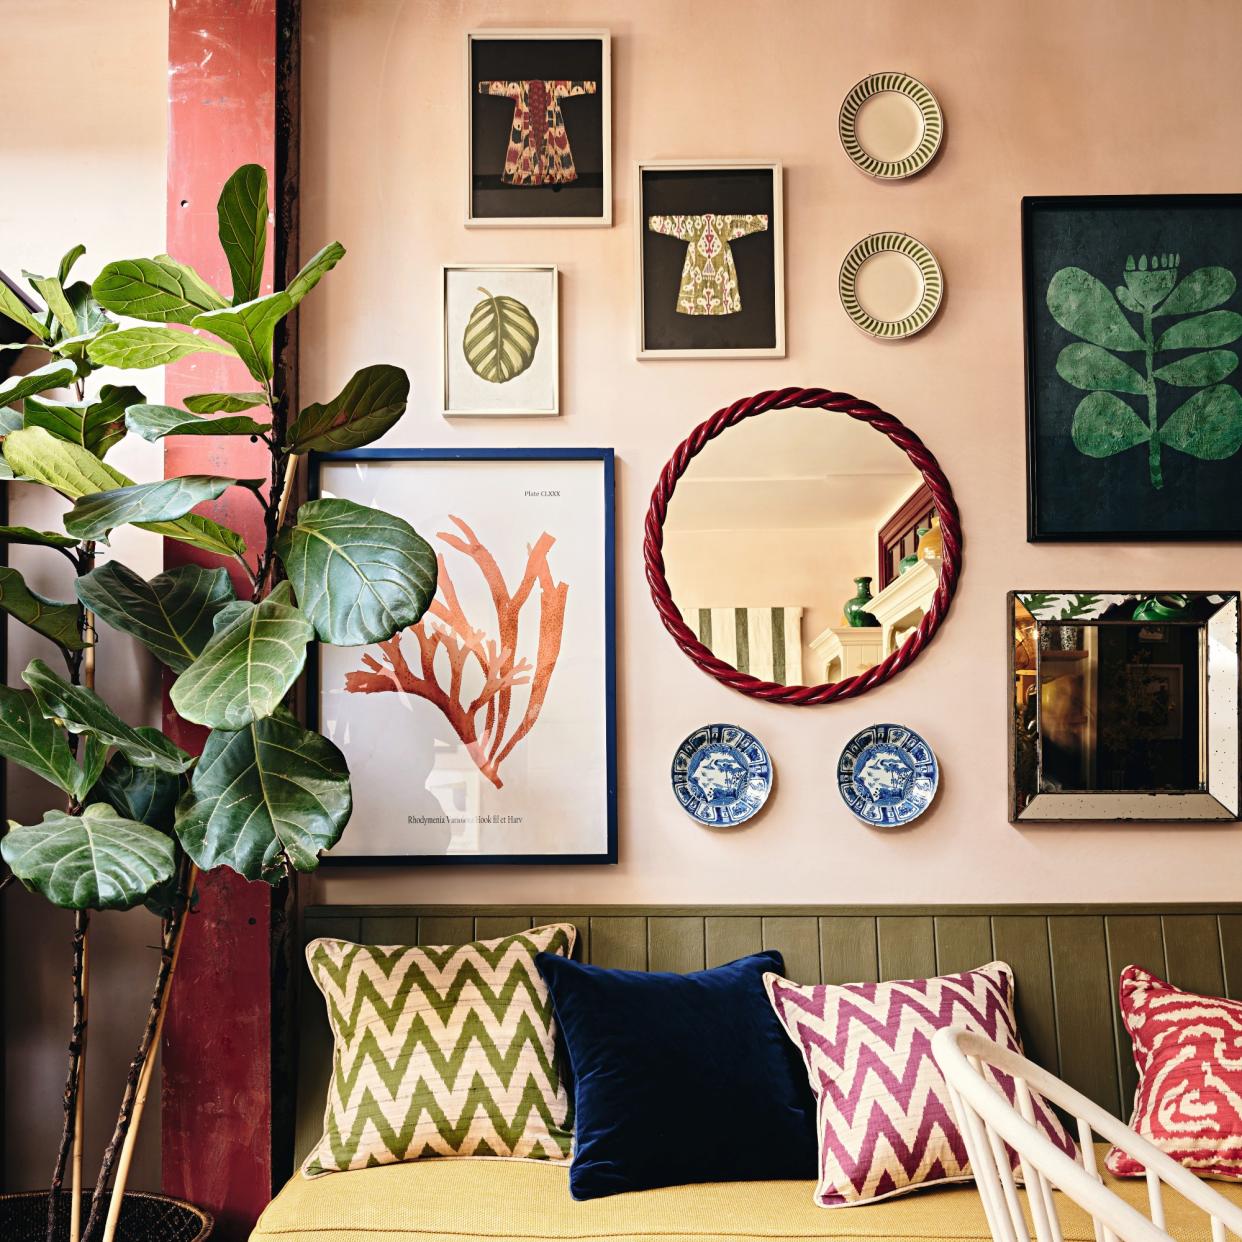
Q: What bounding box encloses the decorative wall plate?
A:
[671,723,772,826]
[837,722,938,827]
[839,233,943,340]
[838,72,943,179]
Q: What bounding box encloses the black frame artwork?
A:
[1024,194,1242,541]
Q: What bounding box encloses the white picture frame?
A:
[442,264,560,417]
[466,29,612,228]
[635,159,786,360]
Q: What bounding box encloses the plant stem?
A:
[47,910,90,1242]
[1143,307,1163,489]
[82,861,197,1242]
[71,930,91,1242]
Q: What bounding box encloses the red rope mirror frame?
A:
[643,386,964,704]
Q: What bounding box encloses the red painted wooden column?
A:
[162,3,282,1236]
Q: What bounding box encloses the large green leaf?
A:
[0,685,86,797]
[169,582,312,729]
[57,245,86,288]
[89,749,182,834]
[1154,350,1239,388]
[276,497,436,645]
[174,707,351,881]
[23,658,194,774]
[183,391,266,414]
[1157,310,1242,352]
[64,474,253,543]
[1047,267,1145,351]
[3,427,247,558]
[124,403,268,442]
[0,567,85,650]
[218,164,268,305]
[2,803,176,911]
[192,292,291,383]
[1055,343,1145,394]
[93,256,227,325]
[1161,384,1242,460]
[286,364,409,453]
[24,383,143,458]
[0,279,50,340]
[286,242,345,304]
[0,360,77,405]
[86,326,236,370]
[1071,391,1151,457]
[0,525,78,549]
[76,561,234,673]
[1159,267,1236,317]
[28,274,79,338]
[463,288,540,383]
[60,280,111,344]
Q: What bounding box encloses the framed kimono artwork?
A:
[312,448,617,864]
[636,161,785,359]
[1024,195,1242,540]
[467,29,612,227]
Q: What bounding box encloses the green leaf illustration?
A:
[1158,266,1236,317]
[1061,593,1104,619]
[276,497,437,646]
[1157,310,1242,352]
[0,567,86,650]
[463,288,540,383]
[1,803,176,911]
[76,561,235,673]
[1047,267,1145,351]
[286,364,409,453]
[1153,350,1238,388]
[1160,385,1242,460]
[1071,391,1151,458]
[174,707,351,882]
[1055,343,1145,394]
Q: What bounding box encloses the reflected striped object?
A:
[463,288,539,384]
[681,606,803,684]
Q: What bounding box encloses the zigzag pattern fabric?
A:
[764,961,1076,1206]
[303,924,576,1178]
[1107,965,1242,1180]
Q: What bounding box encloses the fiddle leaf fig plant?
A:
[0,164,435,1242]
[1047,253,1242,488]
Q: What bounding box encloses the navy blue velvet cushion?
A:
[535,949,818,1200]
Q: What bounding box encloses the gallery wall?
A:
[298,0,1242,907]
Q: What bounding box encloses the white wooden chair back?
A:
[931,1025,1242,1242]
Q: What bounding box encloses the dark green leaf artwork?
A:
[463,288,539,383]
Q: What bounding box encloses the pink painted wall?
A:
[299,0,1242,906]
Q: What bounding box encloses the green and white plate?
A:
[838,72,943,180]
[839,232,943,341]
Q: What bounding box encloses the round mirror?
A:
[645,388,962,704]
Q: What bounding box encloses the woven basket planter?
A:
[0,1190,212,1242]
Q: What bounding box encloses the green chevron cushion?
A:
[302,923,577,1177]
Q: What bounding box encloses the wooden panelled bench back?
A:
[292,904,1242,1172]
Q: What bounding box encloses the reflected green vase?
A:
[1132,593,1191,621]
[843,576,880,627]
[898,527,931,576]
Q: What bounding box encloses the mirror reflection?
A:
[661,408,940,686]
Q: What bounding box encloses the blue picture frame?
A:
[307,447,617,865]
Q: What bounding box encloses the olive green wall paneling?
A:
[648,917,706,973]
[1220,915,1242,995]
[358,915,420,943]
[877,916,936,980]
[589,917,647,970]
[705,915,762,966]
[533,913,593,961]
[764,916,821,982]
[933,915,993,974]
[992,916,1058,1080]
[416,915,474,946]
[1161,915,1225,997]
[1049,916,1119,1117]
[820,916,879,984]
[1103,914,1164,1110]
[475,914,533,941]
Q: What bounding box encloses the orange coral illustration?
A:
[344,516,568,789]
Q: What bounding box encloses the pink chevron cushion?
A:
[764,961,1076,1207]
[1107,965,1242,1180]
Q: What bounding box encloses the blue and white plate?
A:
[837,723,938,827]
[671,723,772,827]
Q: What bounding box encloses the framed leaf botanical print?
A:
[442,265,559,416]
[311,448,617,865]
[1024,195,1242,540]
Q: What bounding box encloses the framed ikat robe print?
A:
[637,162,786,358]
[467,30,611,227]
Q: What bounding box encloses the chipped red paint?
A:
[162,2,278,1237]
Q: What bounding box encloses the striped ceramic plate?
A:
[838,72,943,180]
[839,232,943,340]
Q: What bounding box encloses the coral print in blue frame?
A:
[311,448,616,865]
[672,723,772,826]
[837,723,939,827]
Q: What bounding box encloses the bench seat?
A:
[252,1148,1242,1242]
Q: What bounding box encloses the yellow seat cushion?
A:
[252,1149,1242,1242]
